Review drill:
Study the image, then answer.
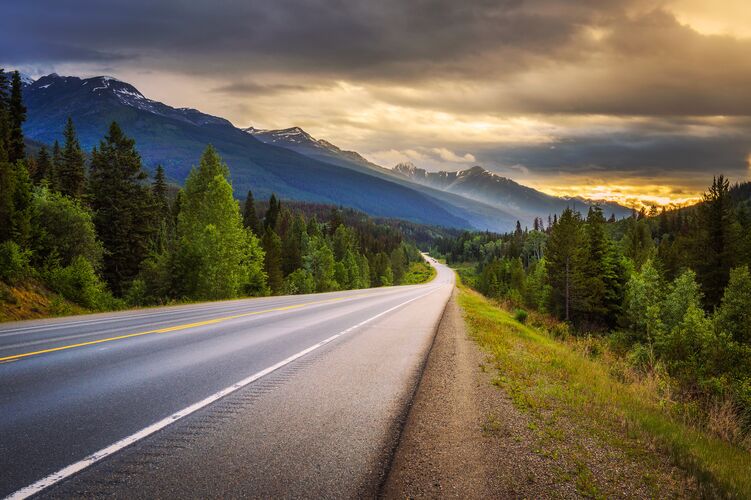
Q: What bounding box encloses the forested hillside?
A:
[0,69,429,320]
[433,178,751,454]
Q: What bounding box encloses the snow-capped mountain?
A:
[393,163,632,220]
[244,126,386,174]
[22,73,523,231]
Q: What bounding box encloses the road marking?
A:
[6,286,440,500]
[0,296,351,363]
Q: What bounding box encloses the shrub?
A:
[513,308,528,324]
[0,240,31,283]
[46,256,118,310]
[283,268,315,295]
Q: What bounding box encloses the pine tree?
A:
[264,193,280,230]
[243,190,261,234]
[696,176,739,308]
[51,140,62,190]
[59,117,86,198]
[34,145,52,184]
[546,208,586,322]
[0,69,10,156]
[715,265,751,344]
[7,71,26,164]
[261,229,284,294]
[152,164,168,213]
[89,122,155,294]
[282,213,305,275]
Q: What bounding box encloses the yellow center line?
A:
[0,295,354,363]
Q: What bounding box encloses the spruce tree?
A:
[264,193,280,230]
[34,145,52,184]
[261,229,284,294]
[243,189,261,234]
[546,208,586,322]
[282,213,305,275]
[89,122,155,294]
[8,71,26,164]
[696,176,739,308]
[0,69,10,155]
[51,140,62,190]
[59,117,86,198]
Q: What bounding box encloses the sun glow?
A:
[534,182,703,210]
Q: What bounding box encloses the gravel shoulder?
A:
[382,288,565,498]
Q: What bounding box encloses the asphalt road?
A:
[0,257,454,498]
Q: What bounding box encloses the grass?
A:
[0,280,87,322]
[401,261,437,285]
[456,280,751,498]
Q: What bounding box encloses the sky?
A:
[3,0,751,208]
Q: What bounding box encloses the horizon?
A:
[4,1,751,208]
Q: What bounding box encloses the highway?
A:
[0,257,453,498]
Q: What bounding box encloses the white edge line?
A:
[6,286,441,500]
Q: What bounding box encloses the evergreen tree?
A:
[262,229,284,294]
[174,146,265,300]
[34,145,52,184]
[715,265,751,344]
[264,193,280,230]
[89,122,155,294]
[696,176,739,308]
[282,213,306,275]
[51,140,62,190]
[303,235,336,292]
[7,71,26,164]
[152,164,169,213]
[0,69,10,153]
[243,190,261,235]
[546,208,586,322]
[58,117,86,198]
[582,206,624,328]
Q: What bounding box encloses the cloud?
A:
[431,148,476,163]
[3,0,751,205]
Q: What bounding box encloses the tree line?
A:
[0,68,425,313]
[434,178,751,433]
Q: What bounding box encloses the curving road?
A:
[0,257,453,498]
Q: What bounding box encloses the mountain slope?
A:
[394,163,632,220]
[244,126,525,229]
[22,74,507,230]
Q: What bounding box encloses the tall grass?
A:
[458,282,751,497]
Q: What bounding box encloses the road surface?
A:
[0,257,453,498]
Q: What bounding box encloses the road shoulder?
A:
[383,288,567,498]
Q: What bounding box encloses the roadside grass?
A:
[401,261,437,285]
[457,282,751,498]
[0,280,87,322]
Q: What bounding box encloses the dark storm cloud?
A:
[4,0,751,116]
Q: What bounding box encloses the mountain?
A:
[21,74,521,231]
[393,163,632,221]
[244,126,386,174]
[243,126,528,229]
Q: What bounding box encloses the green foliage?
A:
[546,208,586,322]
[303,235,337,292]
[514,308,528,324]
[715,266,751,345]
[174,146,265,300]
[58,117,86,199]
[624,259,664,343]
[0,240,30,282]
[283,268,315,295]
[243,190,261,235]
[30,187,103,269]
[262,229,284,294]
[7,71,26,164]
[89,122,156,294]
[46,256,118,310]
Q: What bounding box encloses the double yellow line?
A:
[0,296,347,364]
